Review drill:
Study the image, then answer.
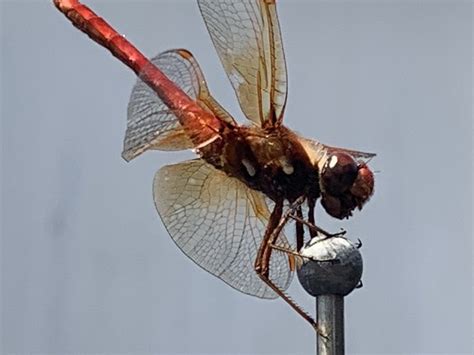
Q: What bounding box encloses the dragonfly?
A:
[53,0,375,331]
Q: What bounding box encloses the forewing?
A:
[123,49,235,161]
[302,137,376,166]
[198,0,287,127]
[323,144,376,162]
[154,159,294,299]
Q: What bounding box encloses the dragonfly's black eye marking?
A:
[321,153,358,196]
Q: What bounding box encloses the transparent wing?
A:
[323,144,376,161]
[302,137,376,163]
[154,159,294,299]
[198,0,287,127]
[123,49,235,162]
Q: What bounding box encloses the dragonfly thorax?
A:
[198,125,322,203]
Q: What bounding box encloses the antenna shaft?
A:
[316,295,344,355]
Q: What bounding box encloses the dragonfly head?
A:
[319,152,374,219]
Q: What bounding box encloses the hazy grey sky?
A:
[2,1,472,354]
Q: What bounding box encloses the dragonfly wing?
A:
[301,137,376,167]
[198,0,287,127]
[123,49,235,161]
[154,159,294,299]
[323,144,376,162]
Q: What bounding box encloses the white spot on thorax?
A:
[242,158,257,177]
[278,156,294,175]
[283,165,294,175]
[329,155,338,169]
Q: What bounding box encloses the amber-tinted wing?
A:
[123,49,235,161]
[198,0,287,127]
[154,159,294,299]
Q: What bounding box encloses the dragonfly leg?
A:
[269,243,302,258]
[289,214,346,239]
[289,202,338,263]
[307,198,318,239]
[295,206,305,251]
[270,243,340,265]
[254,198,324,334]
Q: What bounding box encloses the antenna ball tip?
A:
[297,236,363,297]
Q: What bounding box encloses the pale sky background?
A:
[1,0,472,354]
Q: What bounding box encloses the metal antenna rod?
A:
[316,294,344,354]
[298,235,363,355]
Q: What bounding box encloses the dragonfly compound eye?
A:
[350,163,374,203]
[320,153,358,196]
[320,158,375,219]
